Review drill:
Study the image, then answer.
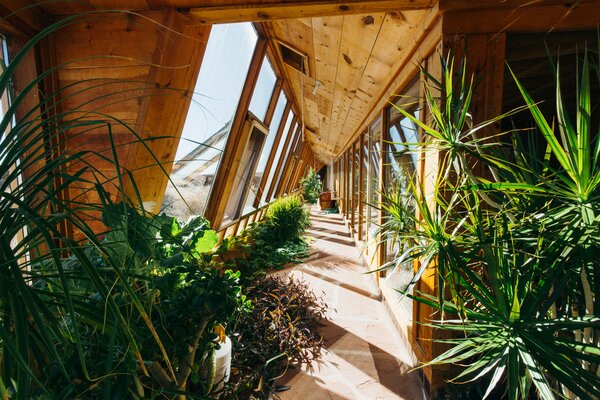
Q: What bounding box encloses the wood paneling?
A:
[267,4,441,164]
[46,11,210,220]
[442,1,600,34]
[27,0,433,17]
[337,4,441,156]
[188,0,434,24]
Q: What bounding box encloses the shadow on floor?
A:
[298,266,382,301]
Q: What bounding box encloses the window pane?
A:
[262,113,293,204]
[248,58,277,121]
[272,123,298,199]
[222,126,266,224]
[368,118,382,241]
[383,76,420,324]
[244,93,287,210]
[162,23,258,221]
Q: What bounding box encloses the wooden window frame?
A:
[265,113,297,201]
[204,33,268,229]
[253,100,291,207]
[274,124,301,197]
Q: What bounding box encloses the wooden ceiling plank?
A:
[337,11,422,144]
[329,13,384,147]
[337,4,441,157]
[187,1,434,24]
[312,15,342,154]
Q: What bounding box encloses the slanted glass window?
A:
[244,92,287,210]
[273,123,299,197]
[162,23,258,221]
[223,119,267,223]
[262,112,293,203]
[248,58,277,122]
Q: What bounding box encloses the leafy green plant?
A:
[0,14,179,399]
[214,220,309,286]
[212,196,311,284]
[264,195,310,244]
[231,275,326,398]
[0,12,244,399]
[300,168,322,204]
[379,48,600,399]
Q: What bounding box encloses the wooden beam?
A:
[0,0,46,36]
[378,107,387,269]
[442,2,600,34]
[344,151,349,219]
[275,126,301,197]
[187,1,434,24]
[357,132,364,241]
[287,142,307,193]
[439,0,598,12]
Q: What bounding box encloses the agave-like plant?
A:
[379,46,600,399]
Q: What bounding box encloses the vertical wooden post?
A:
[357,134,364,241]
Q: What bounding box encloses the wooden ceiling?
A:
[14,0,439,164]
[4,0,595,165]
[265,9,435,162]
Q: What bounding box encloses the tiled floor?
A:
[273,206,425,400]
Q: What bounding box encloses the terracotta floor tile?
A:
[274,206,425,400]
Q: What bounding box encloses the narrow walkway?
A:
[274,206,424,400]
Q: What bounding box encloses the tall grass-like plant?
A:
[0,12,220,399]
[379,49,600,399]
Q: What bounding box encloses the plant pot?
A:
[212,335,232,391]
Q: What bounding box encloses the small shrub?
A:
[264,195,310,244]
[300,168,322,204]
[232,275,326,395]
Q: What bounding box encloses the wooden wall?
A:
[39,11,209,231]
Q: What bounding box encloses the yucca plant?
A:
[380,46,600,399]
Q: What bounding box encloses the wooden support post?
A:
[357,134,364,241]
[378,107,388,270]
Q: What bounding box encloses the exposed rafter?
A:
[187,1,435,24]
